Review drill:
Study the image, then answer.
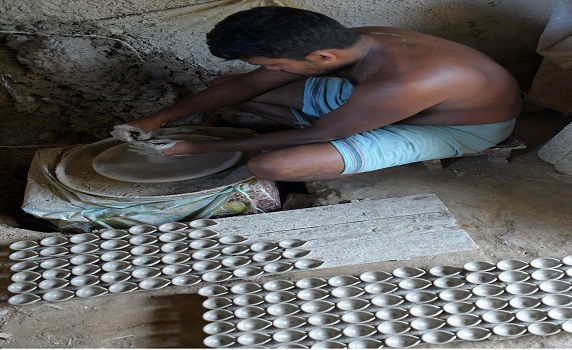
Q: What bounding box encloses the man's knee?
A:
[246,154,289,180]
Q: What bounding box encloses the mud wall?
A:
[0,0,556,216]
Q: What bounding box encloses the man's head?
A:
[206,6,360,61]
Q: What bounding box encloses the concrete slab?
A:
[539,122,572,176]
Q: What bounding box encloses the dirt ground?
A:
[0,108,571,348]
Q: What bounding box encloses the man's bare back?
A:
[342,27,522,126]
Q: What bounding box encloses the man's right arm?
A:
[123,67,303,134]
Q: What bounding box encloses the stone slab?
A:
[539,122,572,176]
[527,59,572,115]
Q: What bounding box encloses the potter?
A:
[113,6,521,181]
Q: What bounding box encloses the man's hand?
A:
[127,139,208,157]
[160,139,208,156]
[128,139,181,156]
[110,124,154,142]
[111,117,166,142]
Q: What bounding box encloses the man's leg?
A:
[235,101,299,128]
[213,74,351,180]
[212,73,306,128]
[246,142,350,181]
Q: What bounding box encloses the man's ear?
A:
[306,50,338,63]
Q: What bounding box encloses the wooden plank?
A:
[213,194,476,266]
[304,229,476,268]
[238,212,458,244]
[215,193,452,235]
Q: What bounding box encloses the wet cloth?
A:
[291,77,516,174]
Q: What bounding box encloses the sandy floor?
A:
[0,109,571,348]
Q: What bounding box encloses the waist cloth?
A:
[291,77,516,174]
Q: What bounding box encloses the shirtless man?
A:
[113,6,522,181]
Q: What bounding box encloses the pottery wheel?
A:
[92,135,242,183]
[55,136,252,198]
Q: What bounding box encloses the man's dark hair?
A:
[206,6,360,60]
